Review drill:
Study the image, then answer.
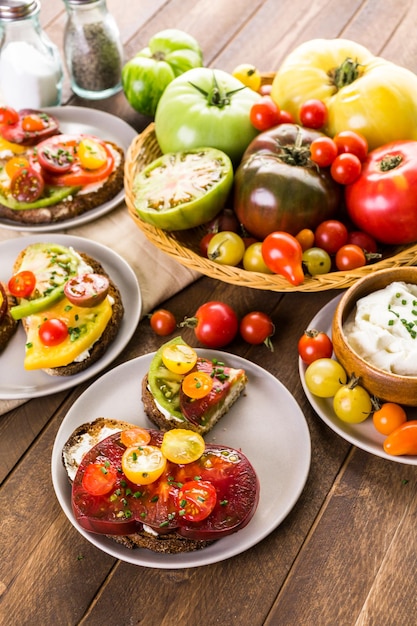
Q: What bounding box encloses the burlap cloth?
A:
[0,201,199,414]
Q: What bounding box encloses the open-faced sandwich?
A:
[0,281,18,353]
[142,336,248,435]
[0,107,125,224]
[7,242,124,376]
[62,418,260,553]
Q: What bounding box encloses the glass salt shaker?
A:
[62,0,124,100]
[0,0,63,108]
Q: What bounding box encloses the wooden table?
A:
[2,1,417,624]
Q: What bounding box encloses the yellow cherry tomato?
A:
[121,445,167,485]
[5,156,30,179]
[161,428,205,464]
[161,343,198,374]
[232,63,262,92]
[182,371,214,399]
[78,137,108,170]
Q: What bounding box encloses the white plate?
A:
[299,295,417,465]
[0,234,141,399]
[0,106,137,233]
[52,352,311,569]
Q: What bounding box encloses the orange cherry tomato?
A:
[295,228,315,252]
[372,403,407,436]
[5,156,30,179]
[120,428,151,448]
[21,114,46,132]
[383,420,417,456]
[82,462,118,496]
[182,371,214,399]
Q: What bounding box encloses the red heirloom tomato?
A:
[262,231,304,285]
[345,140,417,244]
[233,124,341,240]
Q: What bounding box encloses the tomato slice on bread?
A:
[0,109,60,145]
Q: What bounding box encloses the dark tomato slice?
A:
[0,106,19,125]
[36,142,75,174]
[1,109,60,145]
[82,462,118,496]
[8,270,36,298]
[10,166,44,202]
[63,273,109,307]
[176,480,217,522]
[38,318,69,346]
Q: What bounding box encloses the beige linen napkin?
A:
[0,202,200,414]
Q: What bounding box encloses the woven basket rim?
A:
[124,123,417,293]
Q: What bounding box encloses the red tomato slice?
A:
[82,462,118,496]
[63,273,109,307]
[8,270,36,298]
[10,166,44,202]
[176,480,217,522]
[0,106,19,125]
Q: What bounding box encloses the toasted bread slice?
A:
[0,282,17,353]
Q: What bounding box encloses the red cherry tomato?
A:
[335,244,366,271]
[333,130,368,162]
[250,95,281,131]
[22,114,47,132]
[330,153,361,185]
[38,318,69,346]
[181,301,239,348]
[310,136,338,167]
[346,230,378,253]
[82,462,118,496]
[277,109,295,124]
[200,232,216,257]
[314,220,348,255]
[240,311,275,348]
[298,329,333,364]
[372,403,407,436]
[299,99,328,129]
[64,273,109,307]
[262,231,304,286]
[149,309,177,336]
[10,166,44,202]
[8,270,36,298]
[0,106,19,125]
[176,480,217,522]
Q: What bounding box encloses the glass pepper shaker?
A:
[0,0,63,108]
[62,0,124,100]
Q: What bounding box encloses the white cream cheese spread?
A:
[343,281,417,376]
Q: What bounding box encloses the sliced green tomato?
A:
[132,147,233,231]
[161,428,205,464]
[0,185,80,210]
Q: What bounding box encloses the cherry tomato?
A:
[161,428,205,463]
[81,462,118,496]
[38,318,69,346]
[176,480,217,522]
[182,371,214,399]
[161,342,197,374]
[262,231,304,286]
[232,63,262,91]
[299,99,328,129]
[120,428,151,448]
[333,130,368,162]
[335,244,366,271]
[21,114,47,132]
[372,403,407,436]
[122,444,167,485]
[298,329,333,365]
[304,358,347,398]
[10,166,44,202]
[333,380,372,423]
[250,95,281,131]
[314,220,348,255]
[0,106,19,125]
[207,231,245,266]
[277,109,295,124]
[295,228,315,252]
[206,208,240,234]
[199,232,216,258]
[8,270,36,298]
[383,420,417,456]
[181,301,239,348]
[346,230,378,254]
[242,242,273,273]
[302,247,332,276]
[149,309,177,336]
[5,156,30,179]
[78,137,108,170]
[330,153,361,185]
[63,273,109,307]
[310,136,338,167]
[240,311,275,348]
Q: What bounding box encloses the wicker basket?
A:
[124,125,417,293]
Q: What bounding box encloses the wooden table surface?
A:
[2,1,417,624]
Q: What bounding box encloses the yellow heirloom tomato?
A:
[271,38,417,150]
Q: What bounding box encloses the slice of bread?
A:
[0,283,17,353]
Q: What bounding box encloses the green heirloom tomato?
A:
[154,67,262,165]
[122,29,203,117]
[132,147,233,231]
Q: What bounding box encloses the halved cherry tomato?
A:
[262,231,304,285]
[149,309,177,336]
[250,95,281,131]
[161,429,205,464]
[21,114,48,132]
[176,480,217,522]
[36,143,74,174]
[8,270,36,298]
[298,329,333,364]
[373,403,407,436]
[10,165,44,202]
[120,428,151,448]
[161,343,197,374]
[383,420,417,456]
[78,137,108,170]
[299,99,328,129]
[81,462,118,496]
[182,371,214,399]
[121,445,167,485]
[5,156,30,179]
[0,106,19,125]
[38,318,69,346]
[63,273,109,307]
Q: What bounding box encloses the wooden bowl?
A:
[332,267,417,406]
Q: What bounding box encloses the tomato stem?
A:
[329,57,363,90]
[188,71,246,108]
[273,126,314,167]
[379,154,403,171]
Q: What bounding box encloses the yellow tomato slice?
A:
[5,156,30,179]
[161,343,197,374]
[182,371,214,399]
[78,137,108,170]
[161,429,205,464]
[121,445,167,485]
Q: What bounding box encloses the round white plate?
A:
[52,351,311,569]
[0,234,141,399]
[299,295,417,465]
[0,106,137,232]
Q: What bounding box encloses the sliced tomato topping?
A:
[120,428,152,448]
[10,166,44,202]
[82,462,118,496]
[121,445,167,485]
[176,480,217,522]
[8,270,36,298]
[63,273,109,307]
[0,107,19,125]
[5,156,30,179]
[1,109,60,145]
[36,143,74,174]
[161,343,197,374]
[38,318,69,346]
[22,114,47,133]
[161,429,205,464]
[182,371,214,399]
